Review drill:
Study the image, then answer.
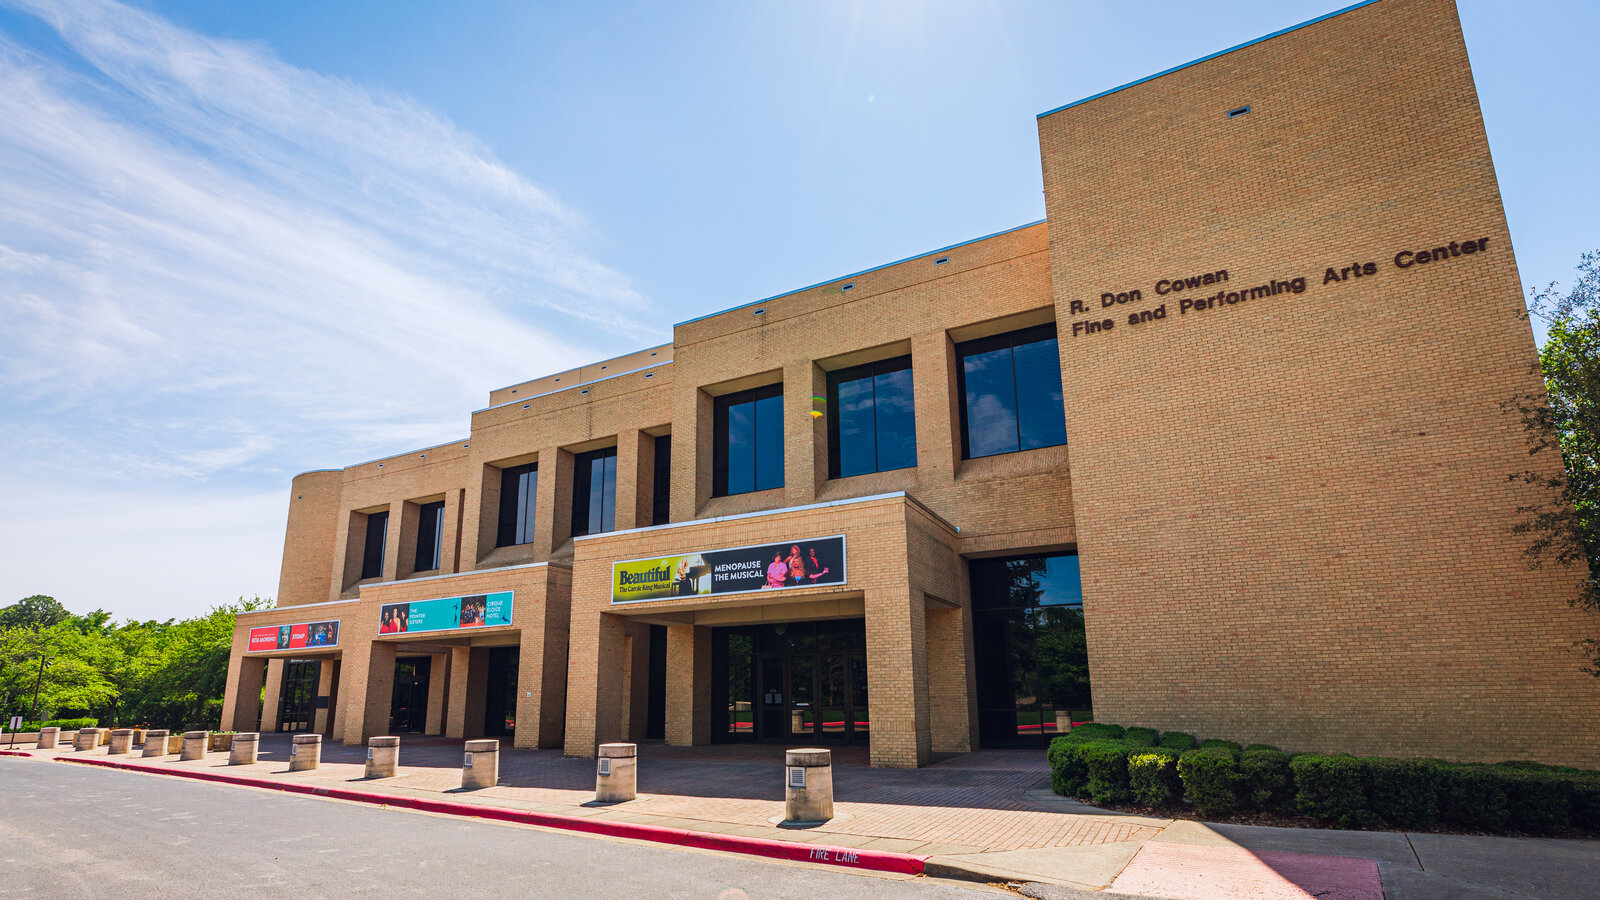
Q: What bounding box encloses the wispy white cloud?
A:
[0,0,653,617]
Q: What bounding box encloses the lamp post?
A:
[18,656,52,748]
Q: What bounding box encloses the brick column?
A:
[260,658,286,732]
[425,652,448,734]
[614,430,654,532]
[783,359,825,505]
[865,585,933,767]
[533,446,573,558]
[381,500,405,582]
[912,331,961,479]
[310,659,335,734]
[445,645,474,738]
[563,609,627,757]
[225,655,266,733]
[621,621,651,740]
[340,640,396,745]
[462,464,501,572]
[440,488,464,574]
[665,624,713,747]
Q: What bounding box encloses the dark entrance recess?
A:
[970,552,1092,747]
[277,659,319,733]
[645,625,667,740]
[712,620,868,744]
[389,657,431,733]
[484,646,519,738]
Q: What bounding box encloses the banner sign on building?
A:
[379,591,513,635]
[612,535,847,604]
[247,620,340,652]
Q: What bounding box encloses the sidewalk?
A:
[17,735,1598,899]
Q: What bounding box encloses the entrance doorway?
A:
[277,659,319,733]
[713,620,867,744]
[483,646,518,738]
[390,657,431,733]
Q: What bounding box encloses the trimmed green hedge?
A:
[1158,731,1198,752]
[16,717,97,732]
[1048,724,1600,835]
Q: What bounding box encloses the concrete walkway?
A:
[20,735,1598,899]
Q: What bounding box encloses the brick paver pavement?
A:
[33,734,1163,856]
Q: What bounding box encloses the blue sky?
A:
[2,0,1596,620]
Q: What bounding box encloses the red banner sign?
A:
[247,619,339,652]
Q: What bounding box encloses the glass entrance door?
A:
[724,621,866,744]
[277,660,319,733]
[389,657,431,733]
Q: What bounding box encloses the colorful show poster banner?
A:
[378,591,513,635]
[247,620,340,652]
[613,535,846,604]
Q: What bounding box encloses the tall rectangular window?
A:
[970,553,1089,746]
[413,500,445,572]
[496,463,537,547]
[713,383,784,496]
[827,355,917,478]
[571,447,618,537]
[360,510,388,580]
[651,434,672,526]
[956,323,1067,459]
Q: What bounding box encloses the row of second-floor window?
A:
[709,322,1069,496]
[495,434,672,549]
[357,323,1069,569]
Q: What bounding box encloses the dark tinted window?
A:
[496,463,537,547]
[413,501,445,572]
[827,356,917,478]
[651,434,672,526]
[956,324,1066,459]
[969,553,1089,746]
[713,383,784,496]
[360,511,388,580]
[571,447,618,537]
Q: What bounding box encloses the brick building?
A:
[219,0,1599,769]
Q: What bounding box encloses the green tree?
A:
[1509,250,1600,674]
[0,595,70,631]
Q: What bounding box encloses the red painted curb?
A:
[0,750,34,757]
[57,756,926,875]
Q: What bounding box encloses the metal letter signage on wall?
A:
[611,535,847,604]
[246,620,341,652]
[378,591,513,635]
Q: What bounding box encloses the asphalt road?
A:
[0,758,1004,899]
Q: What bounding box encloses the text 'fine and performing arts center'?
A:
[219,0,1598,769]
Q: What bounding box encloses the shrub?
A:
[1048,737,1091,797]
[1179,748,1242,817]
[1129,748,1182,807]
[1240,748,1293,814]
[1064,723,1125,743]
[1158,731,1198,752]
[1084,742,1133,804]
[18,717,97,732]
[1292,755,1376,828]
[1123,727,1158,747]
[1244,744,1282,753]
[1437,764,1510,831]
[1566,775,1600,831]
[1502,769,1571,834]
[1363,758,1440,829]
[1200,740,1242,754]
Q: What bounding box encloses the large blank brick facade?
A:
[222,0,1596,769]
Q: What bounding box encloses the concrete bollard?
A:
[784,748,834,823]
[595,743,637,802]
[289,733,322,771]
[365,736,400,779]
[37,727,59,749]
[461,739,499,789]
[132,728,146,746]
[180,731,208,760]
[142,729,169,757]
[108,729,134,755]
[74,728,99,751]
[166,734,184,754]
[229,732,260,766]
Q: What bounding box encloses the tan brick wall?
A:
[1038,0,1597,766]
